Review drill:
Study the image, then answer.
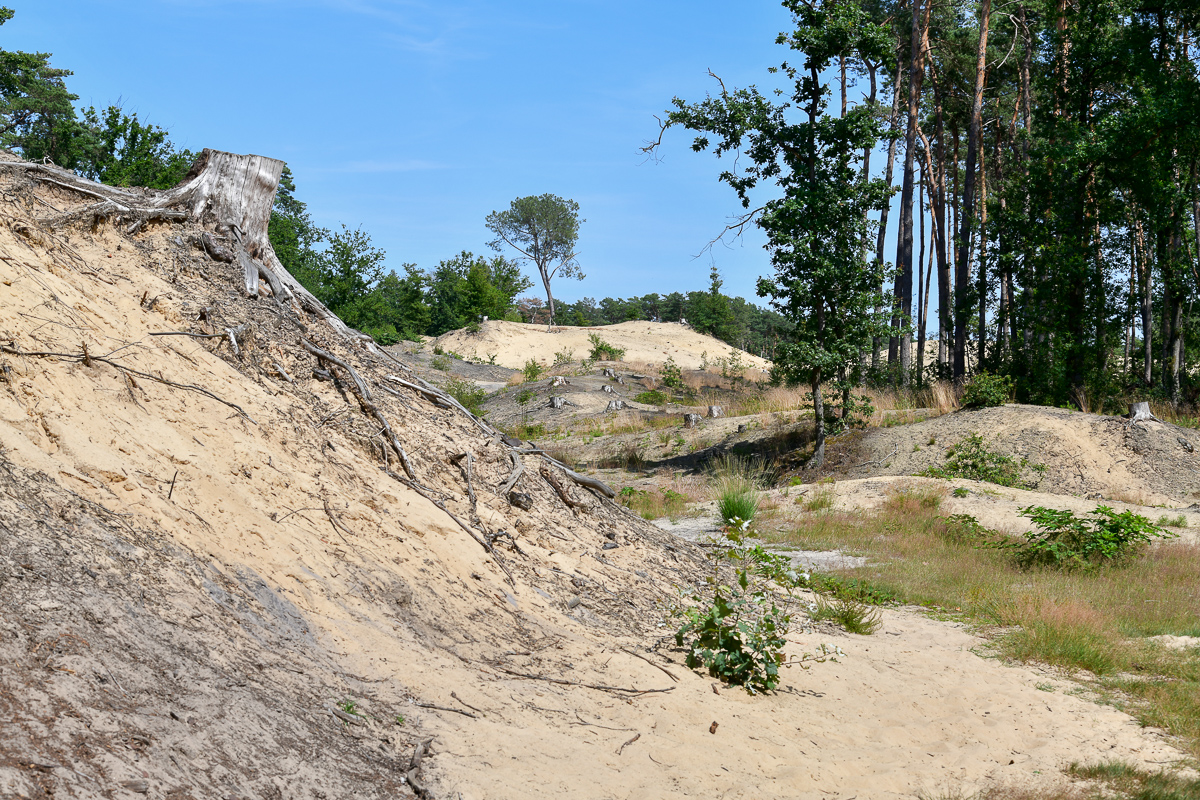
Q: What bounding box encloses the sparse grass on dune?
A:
[761,488,1200,758]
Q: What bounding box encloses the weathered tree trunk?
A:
[873,54,904,374]
[893,0,929,384]
[955,0,990,381]
[161,150,373,347]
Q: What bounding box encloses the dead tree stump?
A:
[605,400,626,412]
[602,368,616,378]
[1128,401,1161,425]
[551,376,569,387]
[548,396,566,409]
[601,384,615,394]
[683,414,701,428]
[708,405,723,418]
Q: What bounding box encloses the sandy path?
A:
[426,605,1188,799]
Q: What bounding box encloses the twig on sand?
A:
[492,666,674,697]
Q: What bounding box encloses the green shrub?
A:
[465,321,482,334]
[960,372,1014,409]
[921,433,1042,489]
[442,377,486,416]
[994,505,1176,571]
[432,344,445,355]
[430,355,450,371]
[516,388,536,405]
[811,596,883,635]
[587,333,625,361]
[553,347,574,365]
[522,359,544,382]
[710,456,769,526]
[634,389,669,405]
[659,356,684,390]
[1157,513,1188,529]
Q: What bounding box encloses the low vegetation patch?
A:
[761,494,1200,757]
[959,371,1014,409]
[991,506,1176,571]
[587,333,625,361]
[617,486,688,520]
[921,432,1045,489]
[633,389,670,406]
[442,377,486,416]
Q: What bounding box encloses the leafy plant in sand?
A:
[994,506,1176,571]
[921,433,1044,489]
[674,519,841,693]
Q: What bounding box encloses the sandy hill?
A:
[0,151,1191,800]
[429,319,771,372]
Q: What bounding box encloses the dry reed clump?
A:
[863,380,960,419]
[1108,488,1154,507]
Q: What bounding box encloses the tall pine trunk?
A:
[874,54,904,374]
[955,0,990,380]
[893,0,929,384]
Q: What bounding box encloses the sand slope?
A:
[0,158,1192,800]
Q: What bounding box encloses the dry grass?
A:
[1108,488,1154,507]
[761,492,1200,758]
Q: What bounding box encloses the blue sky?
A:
[7,0,908,308]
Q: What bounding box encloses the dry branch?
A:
[497,452,524,497]
[492,666,674,697]
[0,343,256,422]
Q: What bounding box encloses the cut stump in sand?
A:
[1128,401,1162,425]
[708,405,723,418]
[605,400,626,412]
[548,396,567,409]
[683,413,701,429]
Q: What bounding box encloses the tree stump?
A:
[683,413,701,429]
[605,400,626,412]
[548,396,566,409]
[602,368,616,378]
[551,375,569,387]
[1128,401,1161,425]
[708,405,723,418]
[737,423,748,433]
[601,384,615,394]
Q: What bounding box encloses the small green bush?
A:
[960,372,1014,409]
[432,344,445,356]
[994,505,1176,570]
[587,333,625,361]
[659,356,685,390]
[811,596,882,635]
[516,388,536,405]
[430,355,450,371]
[634,389,669,405]
[553,347,575,366]
[465,321,482,334]
[921,432,1042,489]
[442,377,487,416]
[522,359,544,382]
[1157,513,1188,529]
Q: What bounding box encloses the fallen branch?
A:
[852,445,898,469]
[492,666,674,697]
[497,452,525,497]
[322,497,355,544]
[413,701,478,720]
[616,733,641,755]
[620,647,679,682]
[541,465,588,511]
[387,468,515,586]
[0,344,256,423]
[302,339,415,480]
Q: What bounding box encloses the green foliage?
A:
[522,359,544,382]
[717,489,760,528]
[486,194,583,325]
[996,506,1176,571]
[515,388,535,405]
[430,355,450,371]
[442,377,486,416]
[336,698,359,716]
[1157,514,1188,529]
[960,372,1014,409]
[811,596,882,635]
[952,487,970,498]
[710,456,770,526]
[425,251,531,336]
[659,356,684,390]
[587,333,625,361]
[654,0,893,467]
[921,433,1043,489]
[616,486,688,520]
[553,347,574,365]
[674,521,793,694]
[633,389,669,405]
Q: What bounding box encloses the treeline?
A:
[269,170,791,355]
[855,0,1200,408]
